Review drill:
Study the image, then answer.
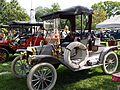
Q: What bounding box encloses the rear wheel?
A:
[0,48,9,63]
[27,63,57,90]
[102,51,118,74]
[11,55,29,78]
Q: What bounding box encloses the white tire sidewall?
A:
[27,63,57,90]
[103,51,118,74]
[64,42,88,68]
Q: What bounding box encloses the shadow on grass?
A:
[8,54,19,61]
[53,65,120,90]
[0,54,120,90]
[56,66,103,83]
[0,65,118,90]
[0,54,28,90]
[0,74,28,90]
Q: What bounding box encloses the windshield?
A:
[76,14,89,39]
[76,14,89,31]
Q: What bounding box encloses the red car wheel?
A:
[0,48,9,63]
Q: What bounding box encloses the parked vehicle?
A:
[11,6,118,90]
[0,21,44,62]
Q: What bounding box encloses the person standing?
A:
[61,25,70,39]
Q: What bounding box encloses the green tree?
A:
[1,0,29,24]
[0,0,6,23]
[91,1,120,29]
[51,3,61,12]
[35,3,61,21]
[10,0,29,21]
[92,1,120,18]
[92,9,107,29]
[35,6,51,22]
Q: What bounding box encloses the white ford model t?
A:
[11,6,118,90]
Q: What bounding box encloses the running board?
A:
[74,64,103,71]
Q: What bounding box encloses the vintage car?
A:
[11,6,118,90]
[0,21,45,62]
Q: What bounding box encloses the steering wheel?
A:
[64,32,75,42]
[9,35,20,46]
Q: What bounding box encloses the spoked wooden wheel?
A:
[11,55,29,78]
[102,51,118,74]
[27,63,57,90]
[0,48,9,63]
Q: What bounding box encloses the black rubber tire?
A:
[11,55,29,78]
[0,48,9,63]
[27,63,57,90]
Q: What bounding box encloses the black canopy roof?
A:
[0,25,9,28]
[41,6,93,20]
[8,21,43,27]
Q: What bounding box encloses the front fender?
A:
[99,46,118,63]
[16,49,26,53]
[30,55,60,65]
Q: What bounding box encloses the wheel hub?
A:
[20,64,26,70]
[42,76,47,81]
[40,75,47,81]
[108,59,113,64]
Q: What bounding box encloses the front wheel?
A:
[0,48,9,63]
[102,51,118,74]
[27,63,57,90]
[11,55,29,78]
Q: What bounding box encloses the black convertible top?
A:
[8,21,43,27]
[41,6,93,20]
[0,25,9,28]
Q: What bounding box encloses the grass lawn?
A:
[0,55,120,90]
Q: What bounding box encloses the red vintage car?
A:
[0,21,45,62]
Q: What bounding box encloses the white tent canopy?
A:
[96,15,120,28]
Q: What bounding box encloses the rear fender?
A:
[99,46,118,63]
